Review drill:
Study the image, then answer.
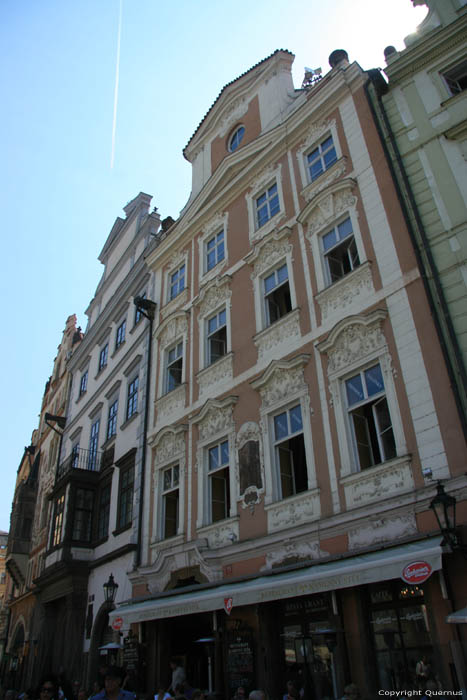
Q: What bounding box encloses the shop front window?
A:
[369,581,433,691]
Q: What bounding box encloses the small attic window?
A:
[228,125,245,152]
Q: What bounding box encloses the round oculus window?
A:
[229,125,245,152]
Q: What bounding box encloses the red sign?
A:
[401,561,433,584]
[224,597,233,615]
[112,616,123,630]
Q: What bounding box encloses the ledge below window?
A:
[341,454,413,510]
[197,517,239,549]
[155,384,186,426]
[254,308,301,361]
[197,353,233,398]
[315,261,374,324]
[265,487,320,534]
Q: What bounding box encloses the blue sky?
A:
[0,0,427,531]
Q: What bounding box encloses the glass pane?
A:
[307,147,319,163]
[208,445,219,471]
[264,271,276,293]
[173,465,179,485]
[310,161,323,180]
[352,409,373,469]
[207,237,215,251]
[346,374,364,405]
[277,263,288,284]
[219,309,226,326]
[323,146,337,168]
[268,183,277,197]
[274,411,288,440]
[163,469,172,490]
[220,440,229,465]
[321,136,334,151]
[365,364,384,396]
[207,250,216,270]
[269,195,280,217]
[289,405,303,433]
[256,192,266,207]
[279,446,294,498]
[322,229,337,252]
[337,217,353,240]
[218,240,225,260]
[208,316,218,334]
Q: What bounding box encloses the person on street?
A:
[90,667,134,700]
[167,661,185,696]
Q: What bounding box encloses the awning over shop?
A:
[446,607,467,623]
[110,537,443,626]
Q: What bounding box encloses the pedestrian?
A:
[283,682,299,700]
[154,687,171,700]
[37,677,60,700]
[90,667,134,700]
[167,661,185,696]
[249,692,267,700]
[416,656,430,689]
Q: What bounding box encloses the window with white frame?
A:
[88,418,100,470]
[206,231,225,271]
[208,439,230,523]
[442,60,467,96]
[165,341,183,393]
[255,183,280,229]
[169,264,185,300]
[306,135,337,182]
[321,217,360,285]
[345,363,396,470]
[161,464,179,538]
[98,344,109,372]
[126,376,138,420]
[273,404,307,499]
[263,262,292,326]
[79,370,88,397]
[107,398,118,439]
[206,308,227,365]
[115,319,126,349]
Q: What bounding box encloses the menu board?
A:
[225,629,255,696]
[123,635,139,672]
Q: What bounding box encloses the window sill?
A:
[111,341,126,358]
[95,367,107,380]
[265,487,320,533]
[101,435,116,451]
[200,258,228,287]
[253,308,301,360]
[315,261,373,324]
[161,288,189,320]
[197,517,239,549]
[250,210,286,244]
[341,454,413,510]
[155,384,186,424]
[112,522,132,537]
[197,353,234,397]
[93,535,110,547]
[76,391,87,404]
[150,533,184,549]
[120,412,139,431]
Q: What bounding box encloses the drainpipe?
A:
[364,69,467,437]
[133,297,157,569]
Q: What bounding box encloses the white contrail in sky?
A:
[110,0,123,169]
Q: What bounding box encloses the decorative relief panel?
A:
[342,456,413,509]
[156,313,189,350]
[254,308,301,360]
[248,163,282,198]
[153,425,187,468]
[199,520,239,549]
[155,384,186,421]
[255,359,309,410]
[263,539,328,570]
[161,289,189,320]
[201,211,228,241]
[195,276,232,318]
[317,310,387,376]
[315,262,374,323]
[266,489,320,533]
[297,119,337,155]
[197,353,233,398]
[195,397,237,443]
[302,179,357,236]
[247,229,292,279]
[348,513,417,550]
[217,98,248,138]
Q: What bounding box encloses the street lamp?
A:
[103,573,118,604]
[429,482,457,548]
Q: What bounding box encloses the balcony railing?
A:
[56,447,102,481]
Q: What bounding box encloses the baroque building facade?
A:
[108,46,467,698]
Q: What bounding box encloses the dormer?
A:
[183,50,296,203]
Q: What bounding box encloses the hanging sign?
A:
[112,616,123,630]
[401,561,433,584]
[224,597,233,615]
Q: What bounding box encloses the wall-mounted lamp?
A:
[103,573,118,604]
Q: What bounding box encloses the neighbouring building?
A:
[368,0,467,429]
[2,315,81,690]
[106,46,467,698]
[32,193,161,686]
[0,531,9,672]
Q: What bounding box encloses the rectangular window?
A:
[345,363,396,470]
[162,465,179,538]
[115,320,126,349]
[97,483,111,540]
[263,263,292,326]
[117,465,134,529]
[88,419,100,470]
[107,399,118,440]
[206,308,227,365]
[208,440,230,523]
[442,60,467,96]
[166,342,183,393]
[134,292,146,325]
[71,443,80,469]
[206,231,225,271]
[255,183,280,228]
[52,494,65,547]
[322,217,360,284]
[98,343,109,372]
[307,135,337,181]
[72,488,94,542]
[273,404,307,499]
[79,370,88,396]
[126,377,138,420]
[170,265,185,300]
